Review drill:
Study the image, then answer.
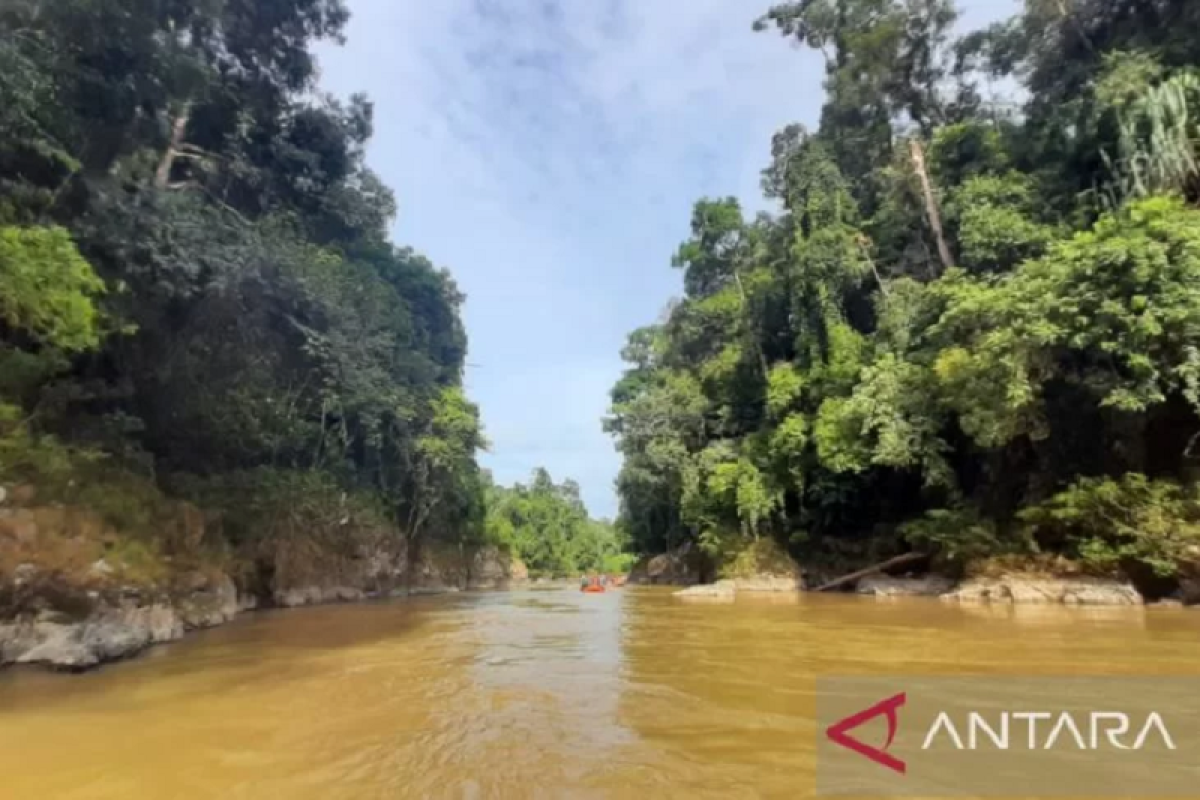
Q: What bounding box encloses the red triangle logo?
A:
[825,692,907,774]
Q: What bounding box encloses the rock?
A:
[627,542,706,586]
[273,585,366,608]
[13,563,37,586]
[673,580,736,600]
[1,603,184,670]
[88,559,114,578]
[237,593,259,613]
[717,538,804,592]
[407,585,461,597]
[466,545,527,590]
[177,573,239,629]
[1178,575,1200,606]
[728,576,804,592]
[509,557,529,583]
[942,576,1142,606]
[857,575,956,597]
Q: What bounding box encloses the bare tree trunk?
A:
[909,139,955,275]
[813,552,929,592]
[155,105,190,189]
[856,234,888,297]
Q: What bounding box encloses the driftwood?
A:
[813,552,930,593]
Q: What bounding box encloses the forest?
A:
[484,469,631,578]
[0,0,615,602]
[606,0,1200,587]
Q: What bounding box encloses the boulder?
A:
[728,575,804,592]
[509,557,529,583]
[718,538,804,592]
[273,585,366,608]
[942,576,1142,606]
[177,572,239,629]
[466,545,528,590]
[673,580,736,600]
[0,602,184,670]
[1179,576,1200,605]
[627,542,705,586]
[857,575,956,597]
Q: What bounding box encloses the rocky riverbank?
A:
[1,549,528,671]
[641,542,1194,607]
[0,494,528,670]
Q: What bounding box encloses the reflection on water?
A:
[0,588,1197,798]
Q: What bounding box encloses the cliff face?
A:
[0,488,528,670]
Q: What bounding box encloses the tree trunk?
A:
[155,105,191,189]
[813,552,930,593]
[909,139,955,275]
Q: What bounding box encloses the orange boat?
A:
[581,584,606,594]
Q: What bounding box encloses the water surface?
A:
[1,588,1198,798]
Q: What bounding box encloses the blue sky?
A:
[317,0,1017,519]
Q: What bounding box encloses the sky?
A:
[316,0,1018,520]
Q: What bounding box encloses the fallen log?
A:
[813,552,930,593]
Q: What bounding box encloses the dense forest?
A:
[0,0,620,604]
[607,0,1200,587]
[0,0,556,601]
[484,469,631,578]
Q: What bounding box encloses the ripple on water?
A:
[0,588,1198,798]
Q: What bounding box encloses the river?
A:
[1,587,1198,798]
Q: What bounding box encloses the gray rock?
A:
[942,576,1142,605]
[177,573,238,629]
[273,585,366,608]
[407,585,462,597]
[1,603,184,669]
[857,575,957,597]
[628,542,705,586]
[729,576,803,592]
[673,580,736,600]
[1178,575,1200,606]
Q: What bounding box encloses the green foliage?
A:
[607,0,1200,585]
[900,508,1007,570]
[0,0,488,595]
[1021,475,1200,578]
[483,469,624,576]
[0,226,105,351]
[950,174,1056,273]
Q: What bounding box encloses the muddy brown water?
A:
[1,587,1198,798]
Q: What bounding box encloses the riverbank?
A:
[631,542,1197,608]
[0,491,529,670]
[0,565,530,671]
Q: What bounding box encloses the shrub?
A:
[1020,474,1200,577]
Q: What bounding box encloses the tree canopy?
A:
[0,0,487,587]
[608,0,1200,583]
